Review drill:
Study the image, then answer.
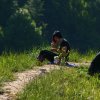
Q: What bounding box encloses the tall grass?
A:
[17,67,100,100]
[17,49,99,100]
[0,46,50,84]
[69,49,97,62]
[0,47,98,93]
[0,48,97,84]
[0,50,38,84]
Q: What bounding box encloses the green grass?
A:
[69,49,97,62]
[0,47,98,96]
[0,46,50,84]
[17,66,100,100]
[0,48,97,84]
[0,49,39,84]
[17,49,99,100]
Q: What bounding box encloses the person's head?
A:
[52,31,63,43]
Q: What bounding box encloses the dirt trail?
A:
[0,62,90,100]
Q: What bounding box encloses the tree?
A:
[0,0,17,27]
[5,8,42,51]
[27,0,44,23]
[42,0,100,51]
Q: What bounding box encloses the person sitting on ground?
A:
[37,30,70,65]
[88,52,100,76]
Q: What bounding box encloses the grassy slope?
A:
[17,67,100,100]
[0,46,50,85]
[0,48,97,84]
[17,49,100,100]
[0,49,39,84]
[69,49,97,63]
[0,47,98,97]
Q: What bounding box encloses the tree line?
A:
[0,0,100,52]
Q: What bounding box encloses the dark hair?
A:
[52,31,63,42]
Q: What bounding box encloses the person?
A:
[88,52,100,76]
[37,31,70,65]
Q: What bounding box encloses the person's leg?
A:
[37,50,58,63]
[37,50,45,62]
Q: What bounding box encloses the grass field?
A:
[0,47,99,100]
[0,49,38,85]
[17,66,100,100]
[0,48,97,84]
[16,49,100,100]
[69,49,97,63]
[0,47,49,85]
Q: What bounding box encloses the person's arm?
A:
[59,46,70,59]
[51,42,58,52]
[54,47,70,65]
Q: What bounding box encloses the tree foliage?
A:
[0,0,100,52]
[5,8,42,51]
[43,0,100,50]
[0,0,17,27]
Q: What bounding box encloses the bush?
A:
[4,8,42,52]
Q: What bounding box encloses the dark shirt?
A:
[60,38,70,53]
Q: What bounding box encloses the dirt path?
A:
[0,62,90,100]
